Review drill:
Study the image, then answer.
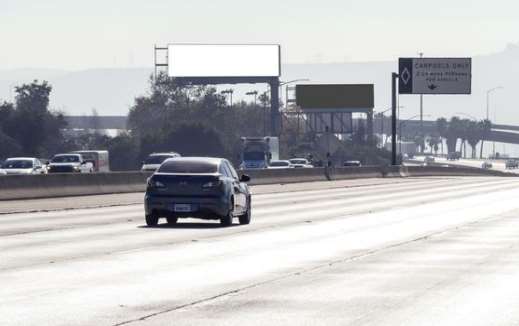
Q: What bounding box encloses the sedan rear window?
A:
[51,155,80,163]
[4,160,33,169]
[158,160,218,174]
[144,155,176,165]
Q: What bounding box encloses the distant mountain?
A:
[1,43,518,123]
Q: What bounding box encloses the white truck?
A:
[240,137,279,169]
[47,153,94,173]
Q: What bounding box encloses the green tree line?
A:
[428,117,492,158]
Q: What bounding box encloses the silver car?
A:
[2,157,46,175]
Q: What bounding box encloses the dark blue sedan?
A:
[144,157,252,227]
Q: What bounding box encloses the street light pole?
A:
[419,52,424,154]
[220,89,234,108]
[375,106,404,148]
[279,78,310,109]
[485,86,503,158]
[246,91,258,107]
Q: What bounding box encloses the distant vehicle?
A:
[482,161,493,169]
[1,157,46,175]
[343,160,362,167]
[289,158,313,168]
[505,159,519,169]
[0,168,6,175]
[38,158,50,173]
[141,152,181,172]
[447,152,461,161]
[240,136,279,169]
[268,160,292,169]
[424,156,435,165]
[47,153,94,173]
[144,157,252,227]
[73,150,109,172]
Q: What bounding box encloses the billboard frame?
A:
[154,44,282,135]
[295,84,374,113]
[167,43,281,79]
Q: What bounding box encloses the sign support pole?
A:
[392,72,398,166]
[270,78,280,136]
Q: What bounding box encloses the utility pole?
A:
[486,86,503,158]
[419,52,424,154]
[246,91,258,107]
[391,73,398,165]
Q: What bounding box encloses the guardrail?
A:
[0,166,515,201]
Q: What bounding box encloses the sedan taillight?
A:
[202,180,221,190]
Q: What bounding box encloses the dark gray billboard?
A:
[296,84,374,111]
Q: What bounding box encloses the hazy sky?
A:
[1,0,519,69]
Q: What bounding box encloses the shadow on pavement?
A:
[138,222,239,229]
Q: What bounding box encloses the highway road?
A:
[2,176,519,325]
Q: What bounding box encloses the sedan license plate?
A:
[173,204,193,212]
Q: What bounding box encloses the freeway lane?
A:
[1,176,519,325]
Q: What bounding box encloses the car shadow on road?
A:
[138,222,239,229]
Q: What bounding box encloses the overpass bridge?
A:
[64,115,519,145]
[372,118,519,145]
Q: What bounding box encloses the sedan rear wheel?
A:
[220,198,234,227]
[145,213,159,227]
[238,197,251,225]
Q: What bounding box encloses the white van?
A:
[141,152,181,172]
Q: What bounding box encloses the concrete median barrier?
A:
[0,172,150,200]
[245,168,326,185]
[0,166,516,201]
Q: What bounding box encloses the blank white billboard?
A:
[168,44,280,78]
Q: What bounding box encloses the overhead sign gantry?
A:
[389,57,472,165]
[294,84,374,136]
[399,58,472,94]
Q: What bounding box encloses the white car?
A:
[268,160,293,169]
[1,157,46,175]
[141,152,181,172]
[289,158,313,168]
[0,168,6,175]
[47,154,94,173]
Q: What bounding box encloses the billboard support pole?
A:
[392,72,399,166]
[270,78,280,136]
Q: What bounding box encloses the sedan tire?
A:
[145,213,159,227]
[238,197,251,225]
[220,199,234,227]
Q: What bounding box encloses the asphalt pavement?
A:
[2,176,519,325]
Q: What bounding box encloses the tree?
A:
[436,118,448,155]
[162,123,227,158]
[458,119,472,158]
[445,117,462,154]
[0,81,67,158]
[427,135,441,155]
[8,80,66,156]
[107,133,139,171]
[479,119,492,159]
[466,120,482,159]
